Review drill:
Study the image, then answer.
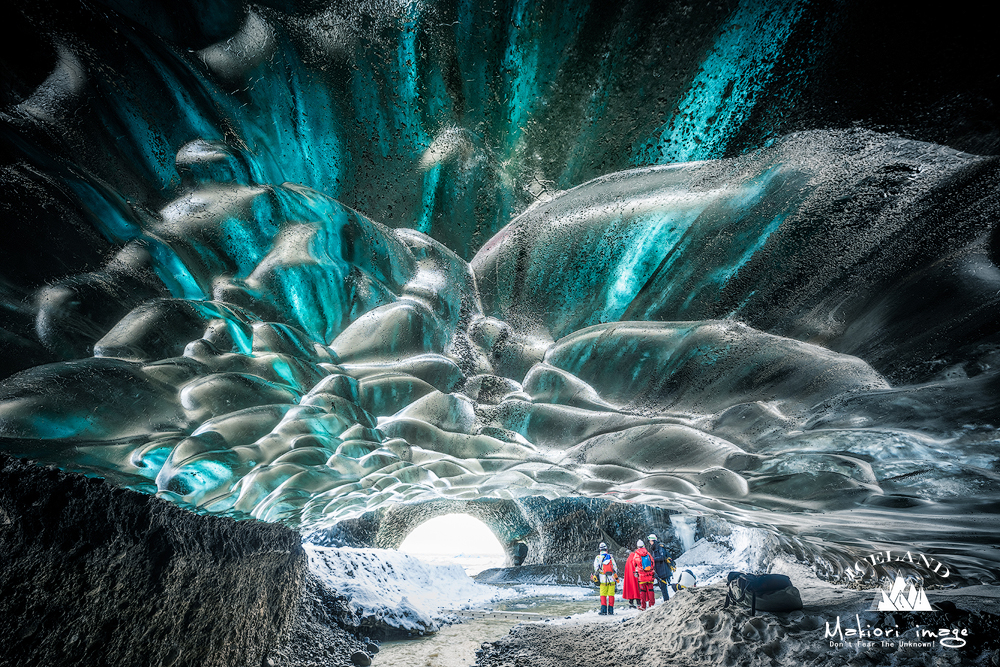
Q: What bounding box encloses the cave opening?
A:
[397,513,508,575]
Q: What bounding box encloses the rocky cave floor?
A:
[472,580,1000,667]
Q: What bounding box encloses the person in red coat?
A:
[630,540,657,610]
[623,542,641,607]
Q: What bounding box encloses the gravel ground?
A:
[475,582,1000,667]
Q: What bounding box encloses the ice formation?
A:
[1,0,998,584]
[305,545,515,635]
[2,130,999,581]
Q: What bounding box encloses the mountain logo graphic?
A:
[875,575,933,611]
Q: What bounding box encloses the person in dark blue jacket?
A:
[647,533,675,601]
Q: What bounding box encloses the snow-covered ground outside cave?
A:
[306,544,525,635]
[307,528,1000,667]
[306,526,772,637]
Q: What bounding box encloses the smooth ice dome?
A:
[1,0,999,592]
[2,129,1000,582]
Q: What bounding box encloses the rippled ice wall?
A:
[1,0,999,582]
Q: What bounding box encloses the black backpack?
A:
[722,572,799,616]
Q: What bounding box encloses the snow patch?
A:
[305,545,517,634]
[675,525,776,585]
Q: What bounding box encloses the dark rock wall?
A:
[473,564,595,587]
[268,573,370,667]
[0,453,306,667]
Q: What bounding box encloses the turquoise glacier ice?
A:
[1,0,999,584]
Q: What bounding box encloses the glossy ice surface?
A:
[1,0,998,582]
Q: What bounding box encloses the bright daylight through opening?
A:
[398,514,507,576]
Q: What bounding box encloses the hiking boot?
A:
[608,606,614,615]
[598,605,608,615]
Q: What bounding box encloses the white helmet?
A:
[647,534,657,542]
[599,542,607,551]
[636,540,644,548]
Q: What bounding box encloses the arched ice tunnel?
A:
[309,498,682,569]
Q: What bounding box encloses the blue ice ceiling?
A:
[3,0,829,262]
[2,0,1000,583]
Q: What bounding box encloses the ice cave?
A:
[1,0,999,665]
